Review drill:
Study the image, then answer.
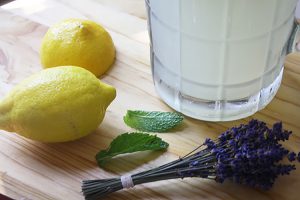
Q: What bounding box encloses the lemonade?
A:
[146,0,298,121]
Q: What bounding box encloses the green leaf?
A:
[123,110,184,132]
[96,132,169,166]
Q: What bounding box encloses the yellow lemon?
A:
[40,19,115,77]
[0,66,116,142]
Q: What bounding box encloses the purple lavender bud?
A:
[276,164,296,175]
[204,138,215,149]
[271,121,292,141]
[288,152,296,162]
[228,139,236,147]
[211,147,219,154]
[272,121,282,131]
[249,119,258,127]
[218,134,226,142]
[231,127,239,137]
[245,128,255,138]
[283,130,292,141]
[219,130,232,141]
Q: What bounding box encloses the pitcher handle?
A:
[287,20,300,53]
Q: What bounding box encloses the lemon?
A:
[0,66,116,142]
[40,19,115,77]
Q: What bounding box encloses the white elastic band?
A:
[120,174,134,189]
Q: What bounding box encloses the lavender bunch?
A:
[82,120,300,199]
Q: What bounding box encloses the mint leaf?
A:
[123,110,184,132]
[96,132,169,166]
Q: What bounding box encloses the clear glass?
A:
[145,0,298,121]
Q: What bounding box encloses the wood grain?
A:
[0,0,300,200]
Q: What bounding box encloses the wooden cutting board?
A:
[0,0,299,199]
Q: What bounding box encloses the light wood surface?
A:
[0,0,300,199]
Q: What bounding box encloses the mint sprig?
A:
[123,110,184,132]
[96,132,169,166]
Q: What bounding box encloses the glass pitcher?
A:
[145,0,300,121]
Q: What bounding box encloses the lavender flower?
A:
[200,120,296,190]
[82,120,299,199]
[288,152,297,161]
